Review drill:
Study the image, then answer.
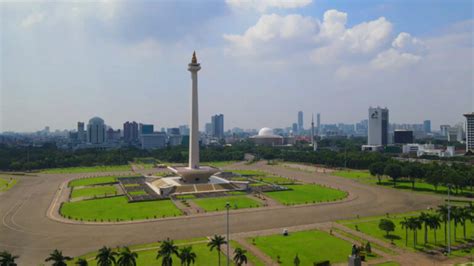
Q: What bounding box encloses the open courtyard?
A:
[1,161,472,265]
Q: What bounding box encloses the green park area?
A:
[206,161,239,168]
[41,165,131,174]
[68,238,230,266]
[264,184,347,205]
[230,240,265,266]
[339,209,474,256]
[0,177,17,192]
[332,169,471,197]
[60,196,182,221]
[129,190,147,196]
[192,195,262,212]
[247,229,354,265]
[68,176,118,187]
[70,185,117,199]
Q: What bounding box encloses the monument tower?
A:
[168,52,218,183]
[188,51,201,169]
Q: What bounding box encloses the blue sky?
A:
[1,0,473,132]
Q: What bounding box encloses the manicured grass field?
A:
[192,195,262,211]
[248,230,353,265]
[129,190,147,196]
[69,238,226,266]
[71,185,117,199]
[339,211,474,254]
[255,175,295,185]
[41,165,131,174]
[61,196,182,221]
[0,177,17,192]
[332,170,473,197]
[374,262,400,266]
[68,176,118,187]
[206,161,239,168]
[230,170,267,176]
[230,240,265,266]
[264,184,347,205]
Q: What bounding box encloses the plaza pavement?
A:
[0,162,446,265]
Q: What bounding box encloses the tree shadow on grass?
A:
[383,235,401,241]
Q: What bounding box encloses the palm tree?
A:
[207,235,227,266]
[437,205,449,246]
[75,258,88,266]
[399,218,409,246]
[451,206,461,241]
[459,207,471,240]
[95,246,117,266]
[45,249,73,266]
[178,246,196,266]
[117,247,138,266]
[157,238,179,266]
[427,214,441,245]
[419,212,431,245]
[233,248,247,266]
[407,217,422,248]
[0,251,19,266]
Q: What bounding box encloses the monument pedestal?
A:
[348,255,361,266]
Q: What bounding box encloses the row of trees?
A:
[0,235,247,266]
[369,161,474,195]
[378,204,473,249]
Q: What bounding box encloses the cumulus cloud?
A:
[226,0,312,12]
[223,14,318,56]
[223,8,429,70]
[20,12,45,28]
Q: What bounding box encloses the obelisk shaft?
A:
[188,53,201,169]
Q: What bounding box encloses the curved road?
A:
[0,163,445,265]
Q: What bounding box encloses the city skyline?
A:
[1,0,473,132]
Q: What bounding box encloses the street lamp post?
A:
[225,202,231,266]
[447,185,451,255]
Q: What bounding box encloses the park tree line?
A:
[0,235,248,266]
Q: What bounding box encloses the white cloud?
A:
[392,32,427,54]
[226,0,312,12]
[371,48,421,69]
[223,14,318,56]
[20,12,45,28]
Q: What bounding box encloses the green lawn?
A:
[69,238,226,266]
[248,230,353,265]
[264,184,347,205]
[60,196,182,221]
[254,175,295,185]
[0,177,17,192]
[332,170,473,197]
[206,161,239,168]
[230,170,267,176]
[192,195,262,212]
[68,176,118,187]
[71,185,117,199]
[129,190,147,196]
[374,262,400,266]
[230,240,265,266]
[41,165,131,174]
[339,211,474,254]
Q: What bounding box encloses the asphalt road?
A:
[0,163,445,265]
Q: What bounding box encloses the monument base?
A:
[348,255,361,266]
[168,166,219,183]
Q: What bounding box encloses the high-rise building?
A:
[394,130,413,144]
[464,112,474,152]
[440,125,450,137]
[298,111,303,132]
[139,124,154,135]
[368,107,389,146]
[205,123,212,135]
[292,123,298,134]
[179,125,190,136]
[211,114,224,140]
[141,132,167,150]
[423,120,431,133]
[316,113,321,135]
[87,117,106,144]
[123,121,139,142]
[77,122,86,142]
[167,128,180,136]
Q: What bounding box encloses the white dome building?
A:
[250,127,283,146]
